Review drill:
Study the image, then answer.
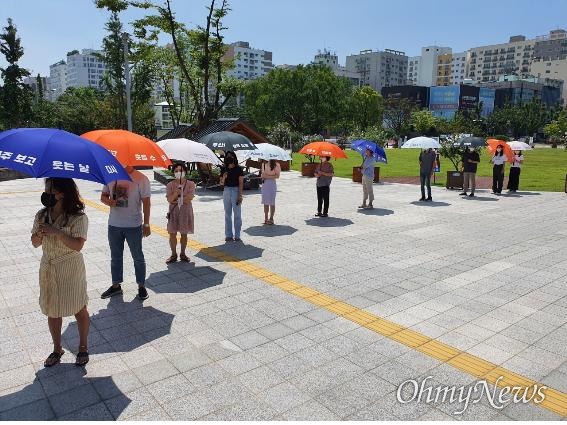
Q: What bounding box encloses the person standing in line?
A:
[491,145,506,195]
[418,148,436,201]
[31,178,90,367]
[261,159,281,225]
[507,150,524,193]
[221,151,244,241]
[100,166,152,301]
[460,147,481,197]
[166,163,196,263]
[314,156,334,217]
[358,148,376,209]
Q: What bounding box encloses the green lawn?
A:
[291,148,567,192]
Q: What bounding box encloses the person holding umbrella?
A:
[165,163,196,263]
[261,158,281,224]
[418,148,436,201]
[31,178,90,367]
[490,145,507,195]
[220,151,244,241]
[507,150,524,193]
[460,147,480,197]
[100,165,152,301]
[314,156,334,217]
[359,148,376,209]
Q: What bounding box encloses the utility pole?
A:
[122,32,133,132]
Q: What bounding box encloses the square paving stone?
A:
[131,359,180,386]
[48,383,101,417]
[0,398,54,421]
[146,373,195,404]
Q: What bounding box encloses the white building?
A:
[66,49,107,90]
[313,49,360,85]
[416,46,451,86]
[451,51,467,85]
[46,60,67,101]
[345,49,408,91]
[531,58,567,104]
[407,56,421,85]
[46,49,107,100]
[224,41,274,80]
[23,75,48,99]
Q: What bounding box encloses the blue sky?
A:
[1,0,566,77]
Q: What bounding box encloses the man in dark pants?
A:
[419,148,436,201]
[460,147,480,197]
[314,156,334,217]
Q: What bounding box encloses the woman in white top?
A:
[507,150,524,193]
[490,145,507,194]
[260,159,281,225]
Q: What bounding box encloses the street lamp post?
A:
[122,32,133,132]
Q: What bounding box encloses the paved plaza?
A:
[0,170,566,420]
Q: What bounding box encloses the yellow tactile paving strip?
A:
[72,198,567,416]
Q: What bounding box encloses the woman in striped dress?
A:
[31,178,90,367]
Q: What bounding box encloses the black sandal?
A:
[165,254,177,264]
[180,254,190,262]
[75,348,89,366]
[44,351,65,368]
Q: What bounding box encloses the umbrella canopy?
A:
[507,140,532,151]
[200,131,257,151]
[299,141,348,159]
[402,136,440,149]
[350,139,387,164]
[81,129,171,168]
[237,143,292,162]
[0,128,130,184]
[157,138,221,165]
[453,136,486,148]
[487,139,514,163]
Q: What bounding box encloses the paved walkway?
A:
[0,171,565,420]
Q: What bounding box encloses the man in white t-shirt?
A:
[100,166,152,300]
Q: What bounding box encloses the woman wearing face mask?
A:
[261,159,281,224]
[490,145,506,195]
[165,163,196,263]
[507,150,524,193]
[220,151,244,241]
[460,146,480,197]
[31,178,90,367]
[314,156,334,217]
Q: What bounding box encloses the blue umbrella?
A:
[350,139,387,164]
[0,128,130,184]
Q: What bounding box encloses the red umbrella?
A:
[299,141,347,159]
[487,139,514,164]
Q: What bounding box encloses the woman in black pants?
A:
[314,156,334,217]
[490,145,506,194]
[507,150,524,193]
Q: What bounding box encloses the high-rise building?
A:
[466,35,536,83]
[345,49,408,91]
[533,29,567,61]
[417,46,451,86]
[46,60,67,101]
[23,75,48,99]
[407,56,421,85]
[313,49,360,85]
[46,49,107,100]
[224,41,274,81]
[531,58,567,103]
[450,52,467,85]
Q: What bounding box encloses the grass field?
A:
[291,148,567,192]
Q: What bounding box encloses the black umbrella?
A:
[200,131,257,151]
[453,136,486,148]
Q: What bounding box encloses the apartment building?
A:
[345,49,408,91]
[224,41,274,81]
[313,49,360,85]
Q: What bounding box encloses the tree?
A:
[267,122,302,151]
[348,125,394,146]
[544,109,567,147]
[244,64,352,134]
[382,98,417,137]
[55,87,105,135]
[410,109,439,135]
[125,0,242,130]
[0,18,32,128]
[344,86,384,131]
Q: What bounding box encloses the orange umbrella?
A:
[487,139,514,164]
[299,141,348,159]
[81,129,171,168]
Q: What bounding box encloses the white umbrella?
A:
[157,138,221,165]
[402,136,440,149]
[237,143,292,162]
[507,140,532,151]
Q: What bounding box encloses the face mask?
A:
[469,147,475,152]
[496,149,502,153]
[174,171,183,179]
[41,192,57,208]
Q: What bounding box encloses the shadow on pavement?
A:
[305,217,354,227]
[244,225,298,237]
[409,201,451,207]
[62,296,174,354]
[195,243,264,262]
[146,263,226,294]
[0,367,130,420]
[356,208,394,216]
[461,196,498,202]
